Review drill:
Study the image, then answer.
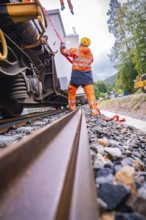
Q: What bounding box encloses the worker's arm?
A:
[61,48,77,58]
[60,42,77,58]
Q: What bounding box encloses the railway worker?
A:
[60,0,74,15]
[60,37,98,116]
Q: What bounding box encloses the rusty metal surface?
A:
[69,109,99,220]
[0,109,64,133]
[0,109,99,220]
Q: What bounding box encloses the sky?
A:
[40,0,127,81]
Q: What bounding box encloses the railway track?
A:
[0,109,99,220]
[0,109,66,134]
[0,106,146,220]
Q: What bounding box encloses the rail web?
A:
[0,109,99,220]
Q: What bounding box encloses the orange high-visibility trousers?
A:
[68,84,98,115]
[68,84,78,112]
[84,84,98,115]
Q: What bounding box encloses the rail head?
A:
[0,109,99,220]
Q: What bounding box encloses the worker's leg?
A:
[67,0,74,14]
[83,84,98,116]
[68,84,78,112]
[60,0,65,10]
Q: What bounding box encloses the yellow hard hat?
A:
[81,37,91,46]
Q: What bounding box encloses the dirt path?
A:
[98,93,146,121]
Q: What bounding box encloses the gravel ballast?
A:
[84,106,146,220]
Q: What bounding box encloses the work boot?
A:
[69,106,76,112]
[61,4,65,10]
[91,109,99,116]
[91,112,99,116]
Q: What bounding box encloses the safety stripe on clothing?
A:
[72,62,91,67]
[68,100,76,103]
[74,57,93,63]
[89,101,95,106]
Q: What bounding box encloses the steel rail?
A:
[0,109,99,220]
[0,109,64,133]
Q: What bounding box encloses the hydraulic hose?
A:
[0,29,8,61]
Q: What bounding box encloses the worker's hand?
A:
[60,42,66,53]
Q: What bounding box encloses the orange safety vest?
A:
[62,45,93,71]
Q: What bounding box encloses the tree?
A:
[107,0,146,93]
[115,57,138,93]
[94,86,100,99]
[94,81,108,93]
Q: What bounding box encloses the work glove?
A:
[60,42,66,53]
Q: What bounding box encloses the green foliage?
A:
[134,88,142,94]
[115,57,138,93]
[107,0,146,93]
[94,81,109,99]
[117,89,123,95]
[100,93,106,98]
[94,86,100,99]
[94,81,108,93]
[103,74,116,90]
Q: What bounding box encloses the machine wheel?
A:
[1,99,24,118]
